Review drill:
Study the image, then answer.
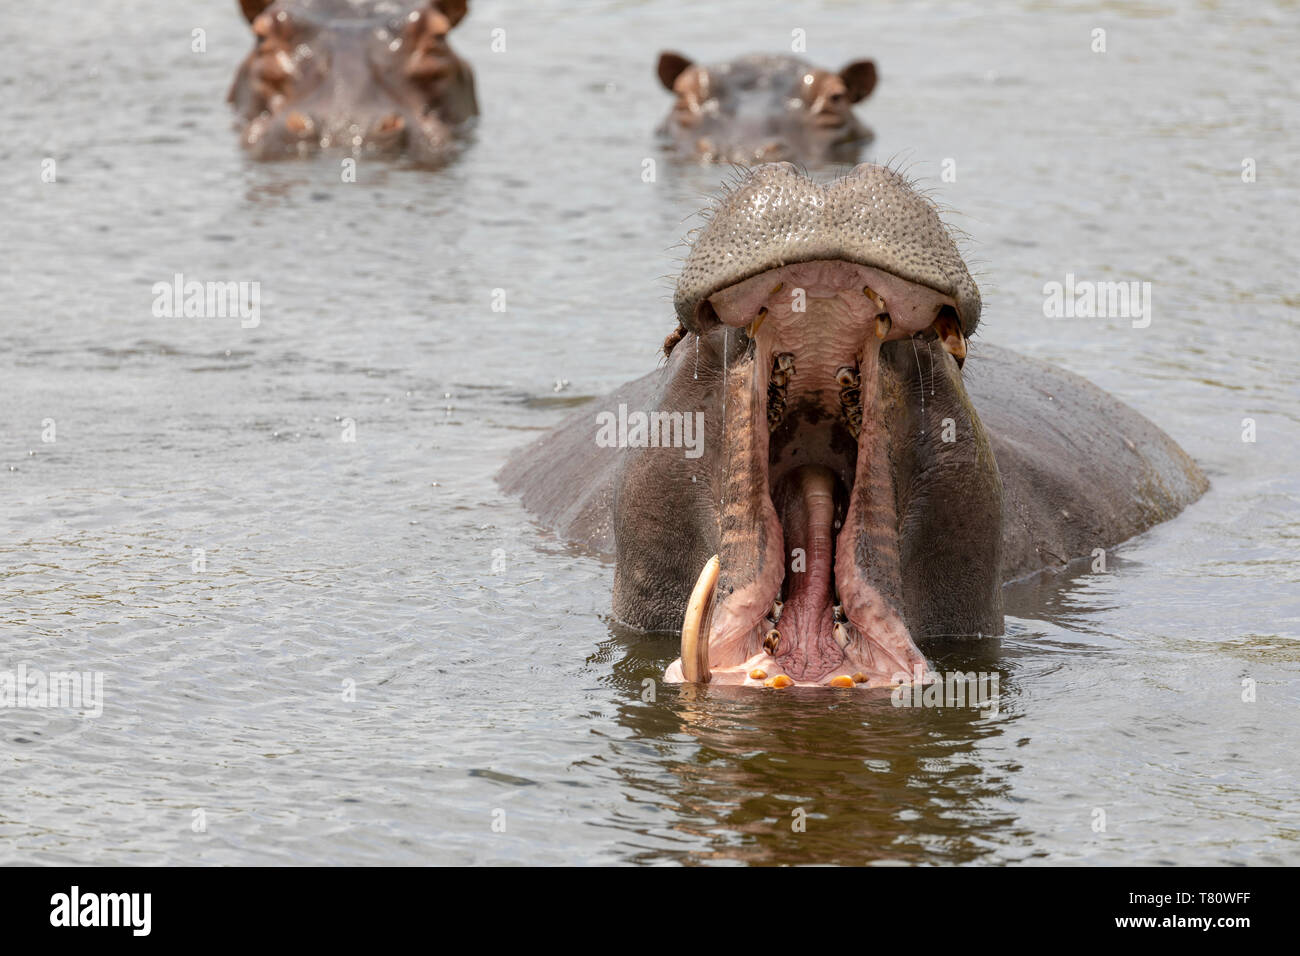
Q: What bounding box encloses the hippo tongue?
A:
[773,465,844,680]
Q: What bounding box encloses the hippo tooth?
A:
[934,311,968,364]
[680,555,720,683]
[876,314,892,339]
[840,373,863,436]
[763,629,781,655]
[833,604,845,622]
[863,286,887,314]
[771,599,784,623]
[775,352,795,373]
[771,282,784,295]
[845,407,862,432]
[662,324,687,357]
[833,621,851,650]
[944,334,967,364]
[767,379,787,431]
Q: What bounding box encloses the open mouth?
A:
[665,259,968,690]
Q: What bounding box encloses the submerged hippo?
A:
[656,52,877,165]
[501,163,1207,690]
[229,0,477,163]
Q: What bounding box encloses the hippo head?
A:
[655,52,877,165]
[228,0,478,163]
[658,163,1003,689]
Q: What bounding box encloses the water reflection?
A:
[1003,555,1127,630]
[596,623,1030,864]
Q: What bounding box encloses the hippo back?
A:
[965,343,1207,581]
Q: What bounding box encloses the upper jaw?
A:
[674,162,981,340]
[668,259,966,690]
[708,259,962,342]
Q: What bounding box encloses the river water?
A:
[1,0,1297,865]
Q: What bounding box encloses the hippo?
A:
[228,0,477,163]
[500,163,1207,690]
[655,52,878,165]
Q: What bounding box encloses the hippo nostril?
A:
[285,111,314,137]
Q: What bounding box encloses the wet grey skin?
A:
[229,0,478,164]
[500,163,1208,689]
[655,52,878,165]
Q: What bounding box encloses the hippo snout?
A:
[695,137,797,164]
[368,113,410,150]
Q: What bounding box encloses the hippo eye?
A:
[404,8,450,44]
[811,86,851,127]
[254,9,299,42]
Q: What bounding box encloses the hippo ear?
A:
[840,60,878,102]
[432,0,468,27]
[658,51,694,91]
[238,0,276,24]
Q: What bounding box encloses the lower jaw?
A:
[686,583,930,690]
[666,655,926,689]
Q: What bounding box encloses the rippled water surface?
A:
[2,0,1298,865]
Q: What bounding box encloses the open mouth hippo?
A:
[500,163,1207,690]
[656,52,877,165]
[229,0,477,164]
